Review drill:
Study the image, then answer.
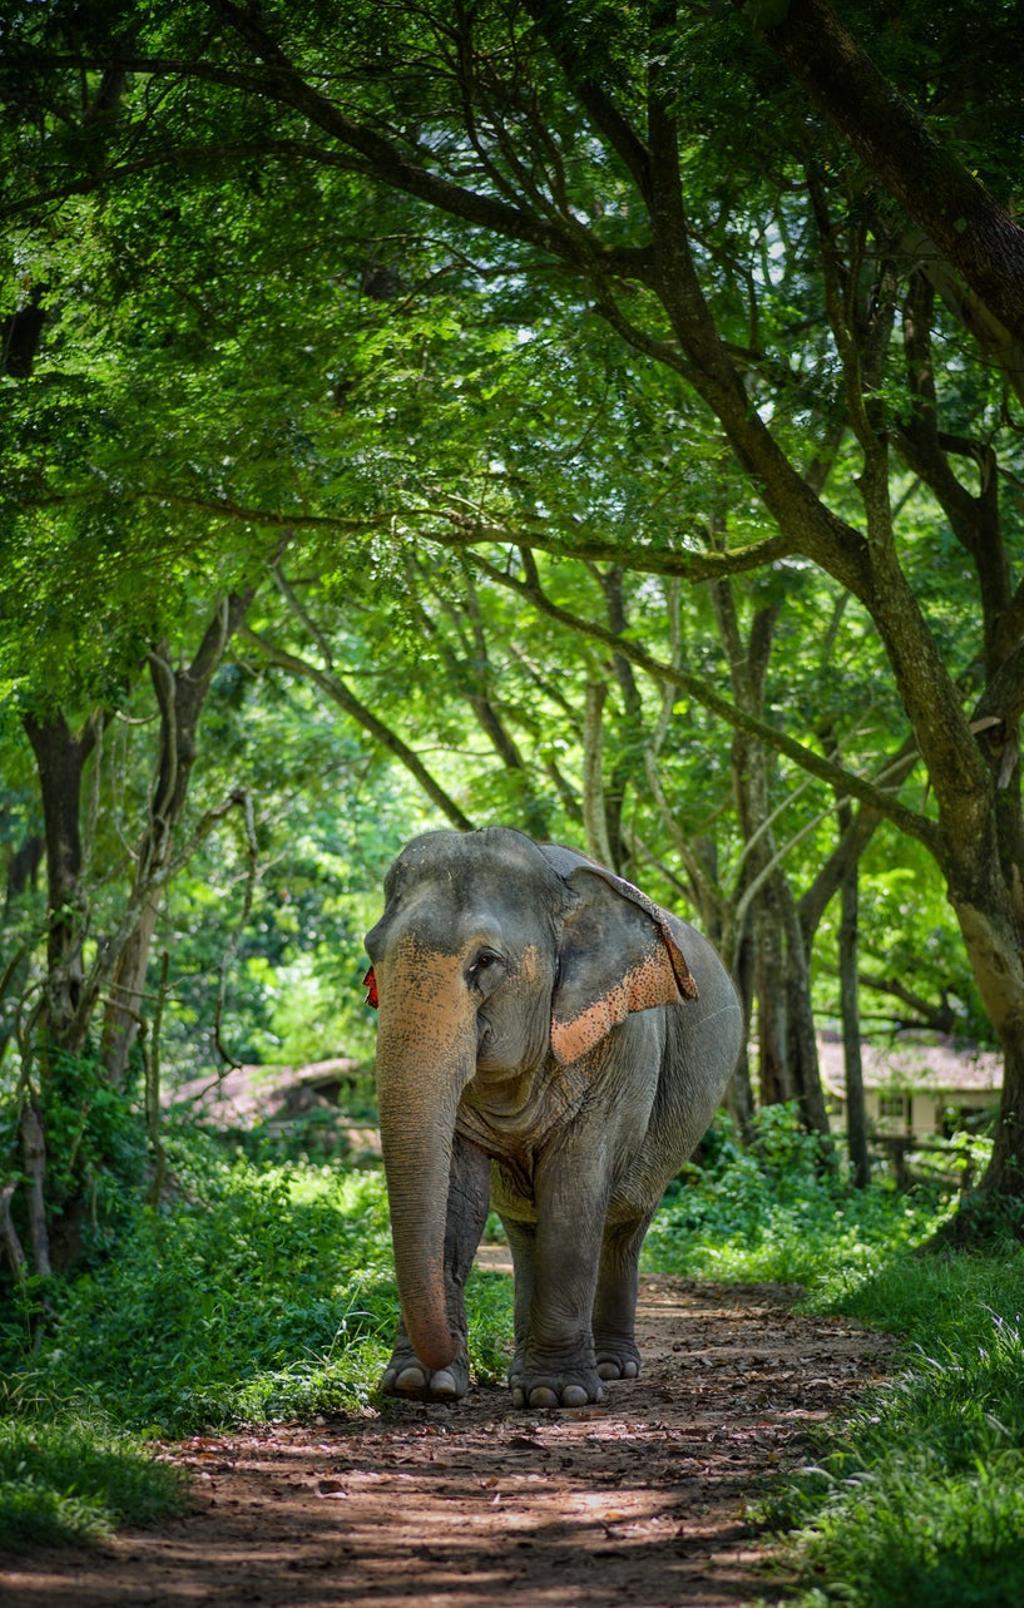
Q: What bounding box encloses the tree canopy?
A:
[3,0,1024,1255]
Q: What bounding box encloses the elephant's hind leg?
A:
[381,1134,490,1401]
[500,1216,537,1396]
[505,1161,609,1409]
[592,1210,654,1381]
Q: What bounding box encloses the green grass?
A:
[0,1123,513,1552]
[774,1255,1024,1608]
[0,1416,186,1552]
[643,1106,1024,1607]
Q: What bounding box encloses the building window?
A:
[879,1092,909,1125]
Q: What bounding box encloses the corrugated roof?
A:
[818,1032,1002,1098]
[165,1057,362,1125]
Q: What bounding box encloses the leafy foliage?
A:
[2,1126,512,1435]
[646,1104,953,1294]
[0,1416,185,1552]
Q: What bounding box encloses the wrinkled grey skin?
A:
[364,826,743,1410]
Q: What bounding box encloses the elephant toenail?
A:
[396,1366,427,1392]
[529,1386,559,1408]
[623,1360,639,1378]
[430,1369,457,1396]
[562,1385,588,1406]
[512,1387,525,1407]
[597,1361,619,1380]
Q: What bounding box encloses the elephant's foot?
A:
[509,1352,605,1409]
[594,1341,641,1381]
[380,1338,469,1402]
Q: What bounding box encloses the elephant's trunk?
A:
[374,943,477,1372]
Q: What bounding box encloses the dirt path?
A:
[4,1260,891,1607]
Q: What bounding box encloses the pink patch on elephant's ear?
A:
[363,966,379,1009]
[550,947,683,1065]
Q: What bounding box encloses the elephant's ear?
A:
[539,845,698,1067]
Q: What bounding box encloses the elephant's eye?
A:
[468,948,503,982]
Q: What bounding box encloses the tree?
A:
[4,1,1023,1217]
[758,0,1024,361]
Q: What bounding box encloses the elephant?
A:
[363,826,743,1410]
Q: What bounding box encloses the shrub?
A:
[645,1105,948,1296]
[1,1118,514,1551]
[3,1122,513,1436]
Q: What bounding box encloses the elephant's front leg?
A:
[381,1133,490,1401]
[509,1157,608,1409]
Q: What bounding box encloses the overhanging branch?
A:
[434,512,796,581]
[241,626,473,831]
[0,138,372,219]
[470,551,940,853]
[17,483,799,581]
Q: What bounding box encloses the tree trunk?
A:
[101,592,254,1082]
[100,897,159,1084]
[20,1096,51,1277]
[839,852,870,1187]
[982,1015,1024,1201]
[23,713,99,1056]
[0,831,43,1060]
[950,874,1024,1206]
[780,877,831,1139]
[725,928,755,1139]
[756,889,791,1106]
[2,831,43,906]
[582,680,615,870]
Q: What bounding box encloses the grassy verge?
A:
[1,1123,513,1552]
[645,1107,1024,1607]
[0,1418,187,1552]
[775,1254,1024,1608]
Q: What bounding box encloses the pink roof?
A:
[818,1033,1002,1098]
[165,1057,362,1126]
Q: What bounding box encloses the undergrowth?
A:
[0,1417,186,1552]
[0,1120,512,1551]
[644,1105,1024,1607]
[644,1104,952,1296]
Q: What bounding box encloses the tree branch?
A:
[241,626,473,830]
[435,509,795,580]
[209,3,647,280]
[523,2,652,200]
[0,138,373,219]
[471,551,940,851]
[757,0,1024,347]
[0,1182,27,1279]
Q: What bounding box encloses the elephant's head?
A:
[363,827,697,1370]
